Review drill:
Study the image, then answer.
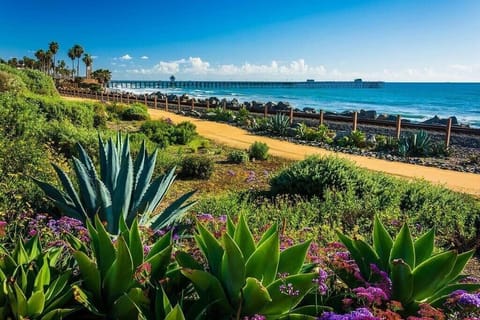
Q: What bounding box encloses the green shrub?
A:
[349,130,367,147]
[268,113,291,136]
[121,103,150,120]
[140,119,175,148]
[0,70,26,94]
[172,121,197,145]
[179,155,214,179]
[0,63,58,96]
[398,130,432,157]
[248,141,269,160]
[270,156,359,198]
[209,107,235,122]
[375,135,398,152]
[227,150,249,164]
[296,123,335,143]
[106,102,128,120]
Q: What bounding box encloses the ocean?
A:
[120,82,480,128]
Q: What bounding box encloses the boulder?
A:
[303,107,316,113]
[423,115,458,125]
[359,109,377,119]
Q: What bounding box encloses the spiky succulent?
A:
[34,133,196,234]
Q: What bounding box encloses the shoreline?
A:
[104,87,479,129]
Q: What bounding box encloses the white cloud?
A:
[119,54,132,60]
[141,56,149,60]
[91,55,98,59]
[118,57,480,81]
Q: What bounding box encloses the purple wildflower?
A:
[447,290,480,308]
[197,213,214,222]
[313,269,329,295]
[353,286,389,306]
[279,282,300,296]
[218,215,227,223]
[227,170,236,176]
[243,315,266,320]
[319,307,378,320]
[369,264,392,297]
[246,171,256,183]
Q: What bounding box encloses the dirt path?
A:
[148,109,480,196]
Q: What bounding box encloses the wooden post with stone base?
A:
[206,100,210,111]
[352,111,358,131]
[154,96,157,109]
[264,105,268,118]
[445,117,453,147]
[144,95,147,107]
[178,98,181,112]
[289,108,294,125]
[165,98,169,111]
[319,110,324,126]
[396,115,402,140]
[192,99,195,111]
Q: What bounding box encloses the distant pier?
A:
[107,79,384,90]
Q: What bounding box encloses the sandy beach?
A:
[148,108,480,196]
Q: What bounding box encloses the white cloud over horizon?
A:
[119,54,132,60]
[122,57,480,82]
[140,55,149,60]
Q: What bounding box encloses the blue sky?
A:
[1,0,479,81]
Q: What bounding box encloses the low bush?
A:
[249,141,269,160]
[227,150,249,164]
[140,119,174,148]
[121,103,150,120]
[173,121,197,145]
[179,155,214,179]
[0,70,26,94]
[0,63,58,96]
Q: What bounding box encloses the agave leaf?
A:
[245,228,279,285]
[72,157,98,217]
[278,240,311,276]
[226,215,235,237]
[10,282,28,316]
[147,231,172,259]
[443,250,475,286]
[72,285,103,316]
[390,224,415,268]
[353,239,381,279]
[373,215,393,270]
[104,236,134,306]
[180,268,232,315]
[146,245,172,282]
[257,223,278,247]
[128,219,144,268]
[44,270,72,303]
[233,214,256,260]
[51,163,86,217]
[165,304,186,320]
[337,231,370,279]
[111,287,149,319]
[175,251,203,270]
[131,148,158,216]
[242,277,272,315]
[221,233,246,305]
[76,142,98,182]
[93,215,116,277]
[112,137,133,225]
[33,258,50,292]
[106,138,119,191]
[414,228,435,267]
[412,251,457,301]
[133,141,147,184]
[73,251,101,302]
[95,178,113,229]
[261,273,317,315]
[149,191,197,230]
[27,290,45,316]
[195,222,224,278]
[40,308,78,320]
[390,259,413,304]
[98,135,109,188]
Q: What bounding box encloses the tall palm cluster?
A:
[3,41,109,83]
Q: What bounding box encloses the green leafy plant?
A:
[70,215,173,319]
[296,123,335,143]
[268,113,291,136]
[0,237,77,319]
[227,150,249,164]
[209,107,235,122]
[348,130,367,148]
[336,216,480,314]
[398,130,431,157]
[249,141,269,160]
[34,133,196,234]
[176,214,319,319]
[121,103,150,121]
[179,155,214,180]
[172,121,197,145]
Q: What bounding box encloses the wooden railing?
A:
[58,89,480,147]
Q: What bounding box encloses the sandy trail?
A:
[148,109,480,196]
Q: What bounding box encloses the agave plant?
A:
[34,133,196,234]
[268,113,291,136]
[70,215,173,319]
[336,216,480,313]
[0,237,77,319]
[176,214,320,319]
[398,130,431,157]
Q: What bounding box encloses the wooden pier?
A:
[107,79,384,90]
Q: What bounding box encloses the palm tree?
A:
[45,50,53,75]
[68,47,76,79]
[92,69,112,87]
[34,49,45,73]
[72,44,84,78]
[82,53,93,78]
[49,41,59,76]
[23,56,35,69]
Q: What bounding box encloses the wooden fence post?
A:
[95,92,98,100]
[178,98,181,111]
[127,95,130,104]
[154,96,157,109]
[120,95,123,104]
[264,105,268,118]
[191,99,195,110]
[135,95,138,103]
[289,107,294,125]
[445,117,452,147]
[396,115,402,140]
[144,95,147,107]
[352,111,358,131]
[319,110,324,126]
[223,100,226,111]
[206,99,210,111]
[165,98,169,111]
